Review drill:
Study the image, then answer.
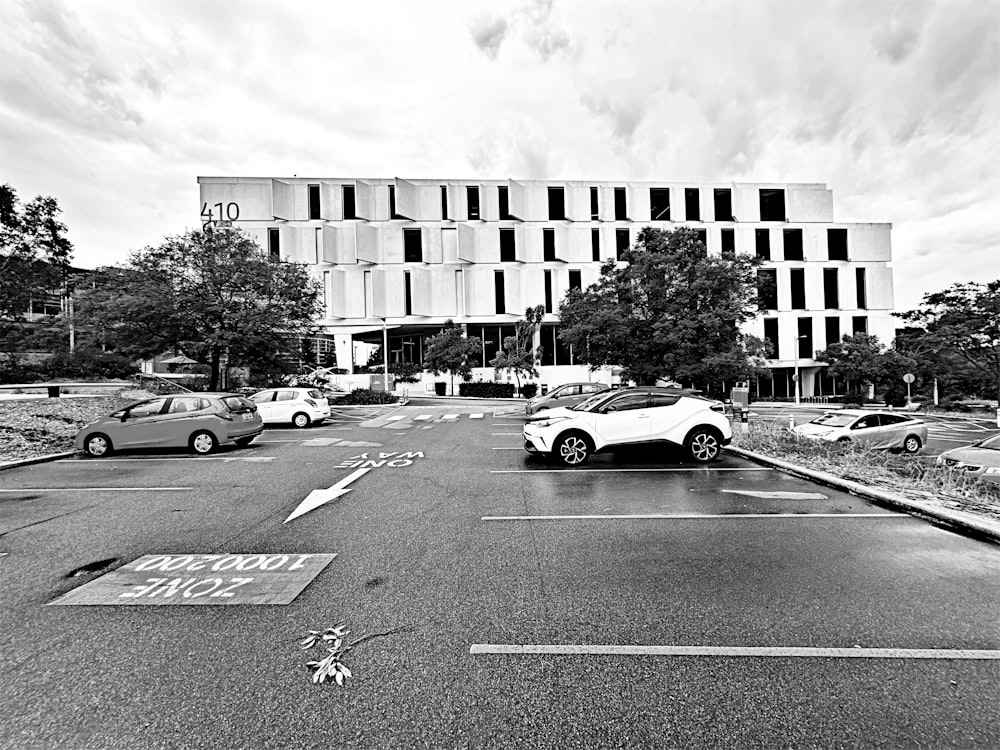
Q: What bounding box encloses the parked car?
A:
[523,386,732,465]
[936,434,1000,483]
[248,387,331,427]
[792,409,927,453]
[76,393,262,457]
[525,382,610,415]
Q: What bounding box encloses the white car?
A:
[936,434,1000,484]
[792,409,928,453]
[248,387,331,427]
[523,387,733,466]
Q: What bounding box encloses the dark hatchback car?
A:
[75,393,263,457]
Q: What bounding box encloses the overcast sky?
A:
[1,0,997,312]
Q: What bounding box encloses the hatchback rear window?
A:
[222,396,254,412]
[307,390,324,399]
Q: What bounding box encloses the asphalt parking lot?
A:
[1,403,998,748]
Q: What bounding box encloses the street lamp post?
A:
[793,335,807,405]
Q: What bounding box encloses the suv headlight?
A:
[531,416,569,428]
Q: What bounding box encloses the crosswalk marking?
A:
[414,415,432,421]
[385,415,406,422]
[441,414,459,421]
[470,413,484,419]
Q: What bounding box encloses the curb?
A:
[0,451,78,471]
[725,445,1000,545]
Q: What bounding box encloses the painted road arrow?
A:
[283,468,371,524]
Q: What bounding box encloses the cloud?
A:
[469,12,509,60]
[467,0,573,61]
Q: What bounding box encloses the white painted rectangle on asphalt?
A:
[414,415,432,421]
[481,513,907,521]
[49,553,337,606]
[385,415,406,422]
[470,644,1000,660]
[441,414,459,421]
[490,468,774,474]
[0,487,193,492]
[470,413,484,419]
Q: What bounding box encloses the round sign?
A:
[903,373,915,384]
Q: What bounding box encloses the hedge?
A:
[458,382,516,398]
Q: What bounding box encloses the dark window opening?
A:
[403,229,422,263]
[569,269,582,291]
[827,228,848,261]
[695,229,707,250]
[498,186,512,220]
[721,229,735,257]
[540,325,572,366]
[467,186,480,220]
[825,316,841,348]
[783,228,804,261]
[494,271,505,314]
[764,318,780,359]
[441,186,449,220]
[389,185,401,219]
[468,324,517,367]
[650,188,671,220]
[591,228,601,261]
[759,189,785,221]
[823,268,839,309]
[757,269,778,310]
[790,268,806,310]
[614,187,627,220]
[685,188,700,221]
[308,184,321,220]
[856,268,868,309]
[543,229,556,261]
[342,186,356,220]
[852,316,868,335]
[404,272,412,316]
[755,228,771,260]
[544,270,553,313]
[616,229,629,260]
[268,228,280,261]
[714,188,733,221]
[548,187,566,220]
[500,229,516,262]
[797,317,813,358]
[590,187,599,220]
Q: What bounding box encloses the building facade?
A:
[197,177,895,398]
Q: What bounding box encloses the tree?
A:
[422,321,483,395]
[895,281,1000,402]
[813,332,917,404]
[489,304,544,394]
[75,226,321,390]
[557,227,762,387]
[0,184,74,368]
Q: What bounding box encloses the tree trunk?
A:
[209,346,222,391]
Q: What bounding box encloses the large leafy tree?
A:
[557,227,762,387]
[895,281,1000,401]
[0,184,74,367]
[75,227,321,390]
[814,333,918,404]
[489,304,545,393]
[423,321,483,395]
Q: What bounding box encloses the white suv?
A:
[523,387,732,465]
[249,387,331,427]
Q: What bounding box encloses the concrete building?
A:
[197,177,895,398]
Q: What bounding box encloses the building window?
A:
[714,188,733,221]
[498,186,512,220]
[790,268,806,310]
[828,228,848,261]
[343,185,356,220]
[695,229,707,250]
[763,318,780,359]
[757,269,777,310]
[494,271,505,314]
[543,229,556,261]
[797,317,813,358]
[823,268,839,309]
[404,272,413,316]
[685,188,700,221]
[569,269,581,291]
[852,316,868,335]
[441,186,449,221]
[650,188,670,220]
[783,228,804,261]
[755,229,770,260]
[856,268,868,309]
[614,187,627,220]
[590,187,599,220]
[591,228,600,261]
[721,229,735,257]
[825,316,841,348]
[500,228,516,262]
[389,185,399,219]
[403,229,422,263]
[268,228,280,261]
[467,186,480,220]
[548,187,566,220]
[308,184,321,220]
[759,189,785,221]
[544,270,553,313]
[540,325,572,366]
[616,229,629,260]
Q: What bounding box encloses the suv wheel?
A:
[685,428,721,463]
[554,432,591,466]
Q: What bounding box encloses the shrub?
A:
[42,350,137,380]
[841,390,867,407]
[458,382,516,398]
[341,388,397,405]
[520,383,538,399]
[434,382,446,396]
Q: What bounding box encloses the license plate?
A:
[242,413,253,421]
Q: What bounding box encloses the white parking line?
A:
[441,414,459,421]
[0,487,193,492]
[491,432,521,436]
[490,468,774,474]
[56,456,276,461]
[492,447,523,450]
[385,415,406,422]
[470,644,1000,659]
[481,513,906,521]
[470,414,484,419]
[414,415,433,421]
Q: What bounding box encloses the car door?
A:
[646,392,684,441]
[161,396,210,446]
[249,391,277,423]
[873,414,910,449]
[593,392,651,445]
[112,397,170,448]
[272,390,300,422]
[848,414,880,446]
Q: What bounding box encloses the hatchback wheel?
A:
[292,412,311,428]
[554,432,591,466]
[84,433,112,458]
[902,435,922,454]
[190,430,217,455]
[686,428,720,463]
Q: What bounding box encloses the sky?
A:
[1,0,997,312]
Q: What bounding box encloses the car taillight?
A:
[219,410,234,421]
[305,398,317,406]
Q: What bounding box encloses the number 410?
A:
[201,202,240,221]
